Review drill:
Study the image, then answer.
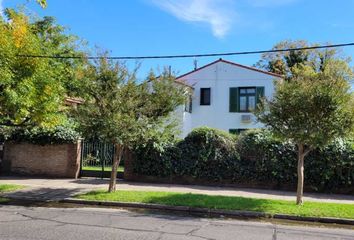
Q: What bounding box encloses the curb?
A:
[61,198,354,225]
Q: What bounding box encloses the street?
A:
[0,205,353,240]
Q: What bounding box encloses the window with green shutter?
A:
[229,87,239,112]
[230,86,265,113]
[256,87,265,106]
[239,87,256,112]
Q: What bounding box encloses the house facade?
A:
[176,59,282,138]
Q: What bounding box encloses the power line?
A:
[17,42,354,60]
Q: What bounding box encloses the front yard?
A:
[76,190,354,219]
[82,166,124,172]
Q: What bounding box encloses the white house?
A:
[175,58,282,138]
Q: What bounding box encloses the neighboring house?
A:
[64,97,84,108]
[175,58,282,138]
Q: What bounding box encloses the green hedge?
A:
[6,124,81,145]
[134,127,354,193]
[236,130,297,185]
[306,140,354,191]
[236,130,354,191]
[134,139,176,177]
[173,127,239,181]
[134,127,239,181]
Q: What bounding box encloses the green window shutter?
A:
[229,87,239,112]
[256,87,265,105]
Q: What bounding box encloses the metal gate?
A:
[80,141,124,178]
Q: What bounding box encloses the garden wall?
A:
[2,141,81,178]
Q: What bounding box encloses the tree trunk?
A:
[108,144,124,192]
[296,144,305,205]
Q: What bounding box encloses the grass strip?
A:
[76,190,354,219]
[0,184,24,204]
[82,166,124,172]
[0,184,24,193]
[0,197,9,203]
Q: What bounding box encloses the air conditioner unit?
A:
[241,114,252,123]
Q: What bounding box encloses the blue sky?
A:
[2,0,354,81]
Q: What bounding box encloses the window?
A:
[229,129,246,135]
[200,88,211,105]
[239,87,256,112]
[185,95,192,113]
[229,129,238,135]
[230,87,264,113]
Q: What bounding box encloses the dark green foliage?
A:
[0,127,11,142]
[134,128,354,192]
[236,130,297,184]
[7,124,80,145]
[134,127,240,181]
[174,127,239,181]
[134,139,177,177]
[235,130,353,191]
[305,140,354,191]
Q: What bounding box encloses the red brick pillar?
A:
[66,140,82,178]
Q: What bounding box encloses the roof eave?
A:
[176,58,283,79]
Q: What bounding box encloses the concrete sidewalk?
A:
[0,176,353,204]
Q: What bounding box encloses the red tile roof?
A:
[64,97,84,105]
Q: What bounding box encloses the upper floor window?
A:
[239,87,256,112]
[200,88,211,105]
[229,87,264,113]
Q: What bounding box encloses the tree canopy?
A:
[255,40,350,77]
[35,0,47,8]
[255,58,354,204]
[76,57,188,191]
[257,62,354,146]
[0,10,86,129]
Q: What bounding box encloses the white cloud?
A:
[150,0,236,38]
[248,0,298,7]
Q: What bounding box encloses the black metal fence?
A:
[80,141,124,178]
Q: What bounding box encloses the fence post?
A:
[102,142,106,178]
[79,139,84,178]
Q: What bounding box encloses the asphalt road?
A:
[0,205,353,240]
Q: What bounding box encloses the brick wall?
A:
[2,141,81,178]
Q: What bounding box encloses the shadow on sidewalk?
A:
[2,187,87,201]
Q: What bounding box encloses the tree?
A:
[76,57,187,192]
[0,10,86,129]
[35,0,47,8]
[255,60,354,204]
[31,16,87,96]
[255,40,348,77]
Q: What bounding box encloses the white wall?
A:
[174,105,192,138]
[177,60,279,138]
